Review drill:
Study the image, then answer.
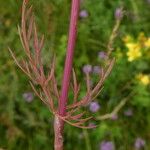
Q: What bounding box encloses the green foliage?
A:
[132,84,150,107]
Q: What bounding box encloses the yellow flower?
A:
[126,43,142,61]
[136,74,150,85]
[145,38,150,48]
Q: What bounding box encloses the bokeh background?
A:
[0,0,150,150]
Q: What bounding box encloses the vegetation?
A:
[0,0,150,149]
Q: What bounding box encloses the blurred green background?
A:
[0,0,150,150]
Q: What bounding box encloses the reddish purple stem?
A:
[59,0,80,116]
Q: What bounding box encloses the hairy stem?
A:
[54,116,64,150]
[54,0,80,150]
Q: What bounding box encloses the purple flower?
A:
[88,122,96,128]
[93,66,101,74]
[124,108,133,117]
[82,65,92,74]
[111,114,118,121]
[98,51,107,60]
[79,10,89,18]
[134,138,145,149]
[115,8,123,20]
[23,92,34,103]
[100,141,115,150]
[89,101,100,113]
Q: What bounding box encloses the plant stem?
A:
[54,116,64,150]
[59,0,80,116]
[54,0,80,150]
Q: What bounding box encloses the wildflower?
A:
[115,8,123,20]
[93,66,101,74]
[111,114,118,120]
[82,65,92,74]
[89,101,100,113]
[145,37,150,48]
[134,137,145,149]
[88,122,96,128]
[140,75,149,85]
[124,108,133,117]
[136,74,150,85]
[23,92,34,103]
[126,43,142,61]
[79,10,88,18]
[100,141,115,150]
[98,51,107,59]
